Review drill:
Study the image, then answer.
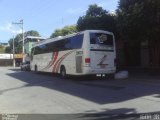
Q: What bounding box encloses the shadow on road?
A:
[13,109,159,120]
[77,108,160,120]
[9,68,22,72]
[6,68,160,105]
[79,108,138,120]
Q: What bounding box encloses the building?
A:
[0,54,13,66]
[19,36,45,56]
[16,36,45,64]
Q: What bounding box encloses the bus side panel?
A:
[56,51,76,75]
[31,53,53,72]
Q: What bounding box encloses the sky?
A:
[0,0,119,43]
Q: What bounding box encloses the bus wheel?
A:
[35,65,37,72]
[60,66,66,78]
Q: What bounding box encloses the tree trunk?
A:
[149,40,160,67]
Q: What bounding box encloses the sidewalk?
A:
[77,67,160,87]
[124,67,160,83]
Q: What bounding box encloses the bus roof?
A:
[32,30,114,47]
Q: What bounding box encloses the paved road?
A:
[0,67,160,119]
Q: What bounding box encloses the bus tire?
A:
[35,65,38,73]
[60,66,66,78]
[21,67,23,71]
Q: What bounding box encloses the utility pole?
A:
[12,19,25,63]
[13,36,15,67]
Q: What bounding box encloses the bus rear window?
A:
[90,33,113,46]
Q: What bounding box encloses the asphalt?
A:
[0,67,160,120]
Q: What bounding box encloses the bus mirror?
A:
[98,34,107,43]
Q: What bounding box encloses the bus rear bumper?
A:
[82,67,116,75]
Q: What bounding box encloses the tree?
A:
[50,25,77,38]
[5,46,11,53]
[77,4,116,32]
[117,0,160,66]
[86,4,106,17]
[0,45,5,53]
[25,30,40,37]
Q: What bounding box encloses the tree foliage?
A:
[77,4,116,32]
[117,0,160,41]
[0,45,5,53]
[5,46,11,53]
[50,25,77,38]
[25,30,40,37]
[117,0,160,66]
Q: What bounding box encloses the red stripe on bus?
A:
[52,52,71,73]
[52,53,68,73]
[55,51,74,73]
[49,52,59,68]
[52,51,73,73]
[41,52,59,70]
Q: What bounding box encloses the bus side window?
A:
[70,34,83,49]
[64,38,71,50]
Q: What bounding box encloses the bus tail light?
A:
[85,58,90,63]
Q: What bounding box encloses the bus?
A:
[30,30,116,77]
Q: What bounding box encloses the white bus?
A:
[30,30,116,77]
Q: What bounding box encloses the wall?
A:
[0,59,13,66]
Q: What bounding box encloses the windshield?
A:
[90,33,114,46]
